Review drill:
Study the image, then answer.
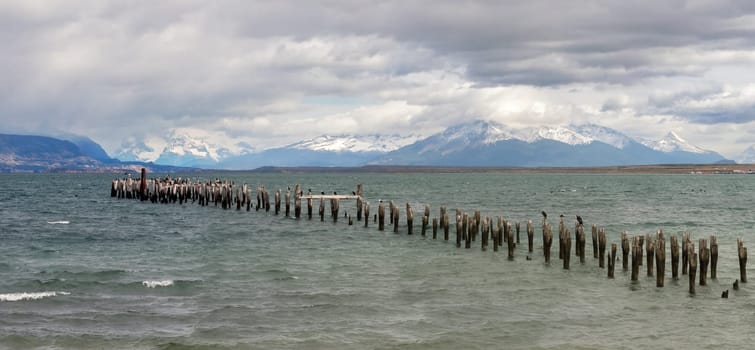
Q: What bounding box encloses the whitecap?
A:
[0,291,70,302]
[47,221,70,225]
[142,280,174,288]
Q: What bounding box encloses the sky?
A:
[1,0,754,159]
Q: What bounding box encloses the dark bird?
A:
[352,191,356,196]
[559,214,565,218]
[576,215,583,225]
[541,210,547,219]
[321,191,325,195]
[334,192,337,195]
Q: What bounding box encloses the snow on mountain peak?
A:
[642,131,709,154]
[572,124,633,149]
[525,126,593,146]
[163,134,222,161]
[442,120,515,144]
[290,134,421,153]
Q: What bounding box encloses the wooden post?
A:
[443,214,449,241]
[393,207,399,233]
[356,184,363,221]
[363,202,369,228]
[462,213,469,242]
[465,214,472,249]
[493,223,499,252]
[738,238,747,283]
[505,222,513,259]
[592,224,598,259]
[285,189,290,216]
[515,222,521,245]
[577,224,586,264]
[422,205,430,236]
[319,198,325,222]
[406,203,414,235]
[455,214,462,248]
[656,230,665,287]
[293,184,301,218]
[474,210,481,242]
[598,228,606,268]
[670,235,679,280]
[558,217,565,260]
[646,234,654,277]
[710,236,718,280]
[307,197,313,220]
[689,251,697,295]
[543,223,553,264]
[432,218,438,239]
[608,243,617,278]
[275,190,281,215]
[482,217,489,251]
[638,235,644,266]
[139,168,147,201]
[631,236,640,281]
[389,201,395,225]
[682,232,690,275]
[527,220,534,253]
[378,201,385,231]
[621,232,629,271]
[699,238,709,286]
[562,228,571,269]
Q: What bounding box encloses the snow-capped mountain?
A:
[641,131,710,154]
[737,145,755,164]
[290,134,421,153]
[155,134,229,167]
[373,120,729,167]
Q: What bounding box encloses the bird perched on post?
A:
[576,215,584,225]
[541,211,547,220]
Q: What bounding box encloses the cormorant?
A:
[541,210,547,219]
[576,215,583,225]
[352,191,356,196]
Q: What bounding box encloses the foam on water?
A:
[0,291,70,302]
[47,220,70,224]
[142,280,174,288]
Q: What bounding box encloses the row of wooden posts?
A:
[115,173,748,297]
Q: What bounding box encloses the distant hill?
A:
[0,134,196,173]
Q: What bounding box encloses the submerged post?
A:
[598,228,606,268]
[378,201,385,231]
[689,251,698,295]
[656,230,665,287]
[592,224,598,259]
[646,234,654,277]
[738,238,747,283]
[670,235,680,280]
[622,232,629,271]
[710,235,718,280]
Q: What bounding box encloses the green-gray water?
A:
[1,173,754,349]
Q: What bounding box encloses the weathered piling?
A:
[432,218,438,239]
[389,201,395,225]
[621,232,629,271]
[543,223,553,264]
[285,189,291,216]
[738,238,747,283]
[482,217,489,251]
[656,230,665,287]
[646,234,654,277]
[319,197,325,222]
[406,203,414,235]
[631,236,640,281]
[139,168,147,200]
[392,207,399,233]
[493,224,499,252]
[638,235,644,266]
[455,214,462,248]
[275,190,281,215]
[422,205,430,236]
[506,222,515,259]
[474,210,481,241]
[307,197,313,219]
[608,243,617,278]
[598,228,606,268]
[293,184,301,218]
[330,195,340,223]
[378,201,385,231]
[462,213,469,242]
[356,184,363,221]
[592,224,598,259]
[465,214,473,249]
[363,202,370,228]
[689,250,698,294]
[443,213,450,241]
[670,235,680,280]
[558,217,565,260]
[682,232,690,275]
[562,228,571,269]
[710,235,718,279]
[527,220,534,253]
[699,238,709,286]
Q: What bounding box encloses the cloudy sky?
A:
[1,0,754,158]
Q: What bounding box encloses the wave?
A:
[142,280,174,288]
[46,220,70,224]
[0,291,70,302]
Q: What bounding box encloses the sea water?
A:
[1,172,754,349]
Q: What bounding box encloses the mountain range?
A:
[114,120,738,168]
[1,120,752,172]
